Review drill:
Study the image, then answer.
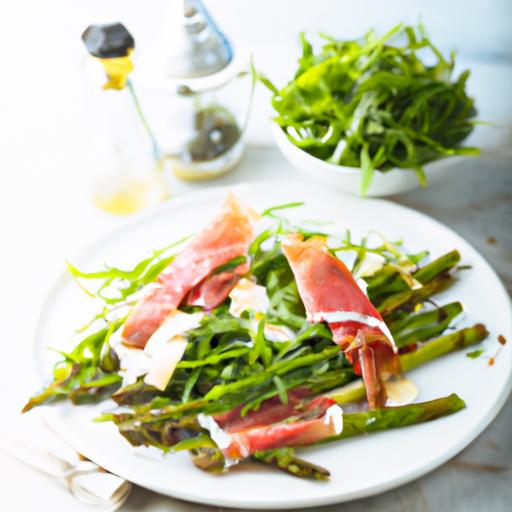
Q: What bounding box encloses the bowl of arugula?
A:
[264,24,479,197]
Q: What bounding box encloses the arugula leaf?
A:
[260,24,479,195]
[466,349,485,359]
[67,236,190,307]
[360,144,374,196]
[261,202,305,218]
[22,316,127,412]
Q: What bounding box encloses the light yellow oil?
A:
[92,170,169,215]
[384,375,418,406]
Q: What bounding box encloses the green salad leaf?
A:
[260,23,479,195]
[23,201,490,480]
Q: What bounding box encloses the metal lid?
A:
[154,0,232,80]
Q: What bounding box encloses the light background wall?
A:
[207,0,512,61]
[0,0,510,169]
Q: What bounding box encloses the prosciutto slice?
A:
[281,235,399,408]
[185,261,250,310]
[122,194,256,348]
[213,388,311,433]
[199,395,342,461]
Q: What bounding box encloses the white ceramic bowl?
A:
[272,123,463,197]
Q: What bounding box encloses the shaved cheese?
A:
[117,347,151,386]
[109,330,149,386]
[141,310,204,391]
[264,324,296,343]
[385,376,418,406]
[229,278,270,318]
[229,279,294,342]
[144,311,203,356]
[309,311,397,352]
[356,253,386,278]
[324,404,344,435]
[144,335,187,390]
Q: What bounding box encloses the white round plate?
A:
[35,182,511,510]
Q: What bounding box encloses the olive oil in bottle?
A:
[82,23,169,215]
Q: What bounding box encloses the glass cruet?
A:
[132,0,254,181]
[81,23,170,215]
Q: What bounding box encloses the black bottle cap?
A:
[81,23,135,59]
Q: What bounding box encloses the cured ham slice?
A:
[281,235,399,408]
[199,395,343,461]
[122,194,256,348]
[213,388,311,433]
[186,261,250,310]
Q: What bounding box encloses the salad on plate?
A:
[24,194,489,479]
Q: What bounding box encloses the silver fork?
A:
[0,432,132,510]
